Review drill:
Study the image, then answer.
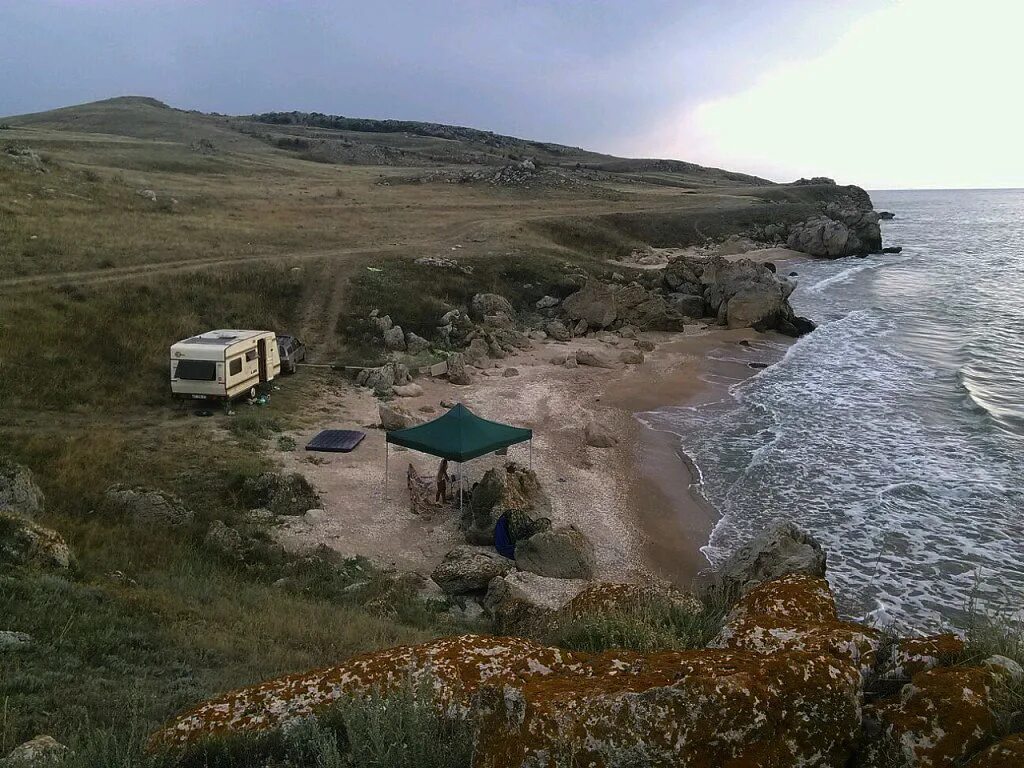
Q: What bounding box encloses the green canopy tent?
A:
[383,403,533,509]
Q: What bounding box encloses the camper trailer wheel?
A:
[248,386,257,400]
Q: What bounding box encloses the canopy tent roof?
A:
[385,403,532,462]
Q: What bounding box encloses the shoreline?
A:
[271,249,809,586]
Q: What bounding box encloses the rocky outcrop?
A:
[699,521,826,600]
[0,511,73,572]
[663,255,810,335]
[460,464,550,545]
[431,546,515,594]
[238,472,319,516]
[0,460,44,520]
[100,486,195,527]
[515,524,596,579]
[786,195,883,258]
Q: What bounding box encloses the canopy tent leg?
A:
[459,463,464,516]
[529,438,533,470]
[384,441,389,501]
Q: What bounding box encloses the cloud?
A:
[633,0,1024,188]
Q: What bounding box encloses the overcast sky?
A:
[2,0,1021,188]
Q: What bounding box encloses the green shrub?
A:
[961,607,1024,739]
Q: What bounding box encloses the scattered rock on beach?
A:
[619,349,644,365]
[575,350,616,369]
[392,383,424,398]
[584,420,618,448]
[0,460,44,520]
[446,353,473,385]
[378,402,419,430]
[502,367,519,377]
[238,472,320,517]
[544,320,571,341]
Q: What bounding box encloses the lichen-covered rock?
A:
[713,573,883,682]
[515,524,596,579]
[431,546,516,594]
[238,472,319,516]
[965,734,1024,767]
[0,460,44,519]
[878,633,966,682]
[149,635,584,750]
[700,521,826,600]
[0,511,74,572]
[0,735,68,767]
[475,647,863,768]
[101,486,195,527]
[860,666,997,768]
[561,581,703,620]
[461,464,551,545]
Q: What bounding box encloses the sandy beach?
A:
[272,309,798,587]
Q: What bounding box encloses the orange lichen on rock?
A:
[862,666,997,767]
[879,633,966,681]
[713,573,883,681]
[149,634,585,750]
[559,582,703,619]
[474,648,863,768]
[964,734,1024,767]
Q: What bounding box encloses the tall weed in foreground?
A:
[961,602,1024,740]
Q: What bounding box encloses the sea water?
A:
[644,189,1024,631]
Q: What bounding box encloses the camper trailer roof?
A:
[176,330,270,348]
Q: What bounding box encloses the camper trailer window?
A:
[229,357,242,376]
[175,359,217,381]
[245,349,258,362]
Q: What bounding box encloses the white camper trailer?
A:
[170,330,281,401]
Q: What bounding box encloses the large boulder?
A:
[544,320,571,342]
[446,353,473,385]
[0,736,68,767]
[662,255,811,335]
[382,325,406,351]
[238,472,319,516]
[483,571,588,630]
[611,283,686,331]
[0,460,44,520]
[471,293,514,320]
[562,281,617,329]
[462,337,491,368]
[378,402,419,431]
[100,486,195,527]
[461,464,551,545]
[700,521,826,600]
[405,331,431,355]
[430,545,515,594]
[515,524,596,579]
[0,511,73,572]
